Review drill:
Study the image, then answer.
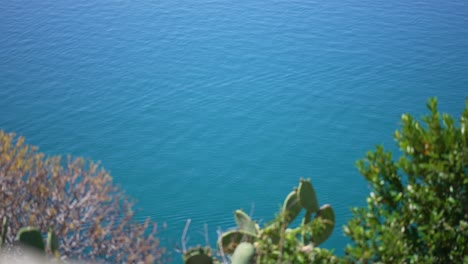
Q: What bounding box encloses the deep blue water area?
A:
[1,0,467,260]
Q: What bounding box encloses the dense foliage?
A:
[344,98,468,263]
[253,212,338,264]
[0,131,164,263]
[182,179,339,264]
[2,98,466,264]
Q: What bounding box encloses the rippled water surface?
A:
[1,0,467,259]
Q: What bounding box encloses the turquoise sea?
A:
[1,0,467,260]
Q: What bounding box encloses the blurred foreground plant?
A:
[0,131,165,263]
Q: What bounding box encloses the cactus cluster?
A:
[183,178,335,264]
[292,178,335,246]
[218,179,334,250]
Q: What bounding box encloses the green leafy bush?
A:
[344,98,468,263]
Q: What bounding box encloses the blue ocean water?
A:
[1,0,467,260]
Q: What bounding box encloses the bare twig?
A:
[217,227,229,264]
[181,219,191,253]
[203,223,209,246]
[249,203,255,218]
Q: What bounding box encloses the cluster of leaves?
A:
[254,211,339,264]
[0,131,165,263]
[344,98,468,263]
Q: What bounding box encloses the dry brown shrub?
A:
[0,131,165,263]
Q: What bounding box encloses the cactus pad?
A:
[231,242,255,264]
[298,179,319,213]
[234,210,258,235]
[312,204,335,246]
[282,190,302,225]
[16,226,45,252]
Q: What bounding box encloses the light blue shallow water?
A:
[1,0,467,260]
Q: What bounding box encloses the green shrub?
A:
[344,98,468,263]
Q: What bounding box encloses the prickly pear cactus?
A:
[231,242,255,264]
[282,190,302,225]
[234,210,259,235]
[298,179,319,213]
[219,178,335,259]
[16,226,45,252]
